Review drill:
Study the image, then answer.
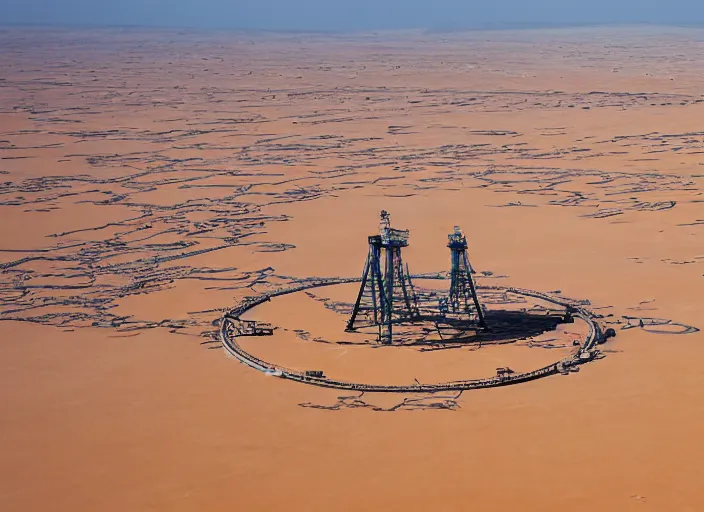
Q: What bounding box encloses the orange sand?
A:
[0,25,703,511]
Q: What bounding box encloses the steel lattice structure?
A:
[346,211,420,344]
[447,226,487,328]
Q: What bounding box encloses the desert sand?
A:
[0,25,703,511]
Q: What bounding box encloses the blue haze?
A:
[2,0,704,31]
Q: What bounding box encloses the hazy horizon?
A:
[2,0,704,32]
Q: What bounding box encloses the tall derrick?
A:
[447,226,486,328]
[346,211,419,344]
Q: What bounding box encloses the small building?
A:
[496,367,515,377]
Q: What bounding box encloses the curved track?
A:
[220,277,605,392]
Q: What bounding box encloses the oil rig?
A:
[347,212,486,344]
[346,211,420,344]
[446,226,486,327]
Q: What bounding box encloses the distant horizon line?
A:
[2,20,704,35]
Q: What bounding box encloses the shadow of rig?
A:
[346,211,489,344]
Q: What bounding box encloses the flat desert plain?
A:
[0,25,703,511]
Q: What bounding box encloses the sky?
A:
[2,0,704,31]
